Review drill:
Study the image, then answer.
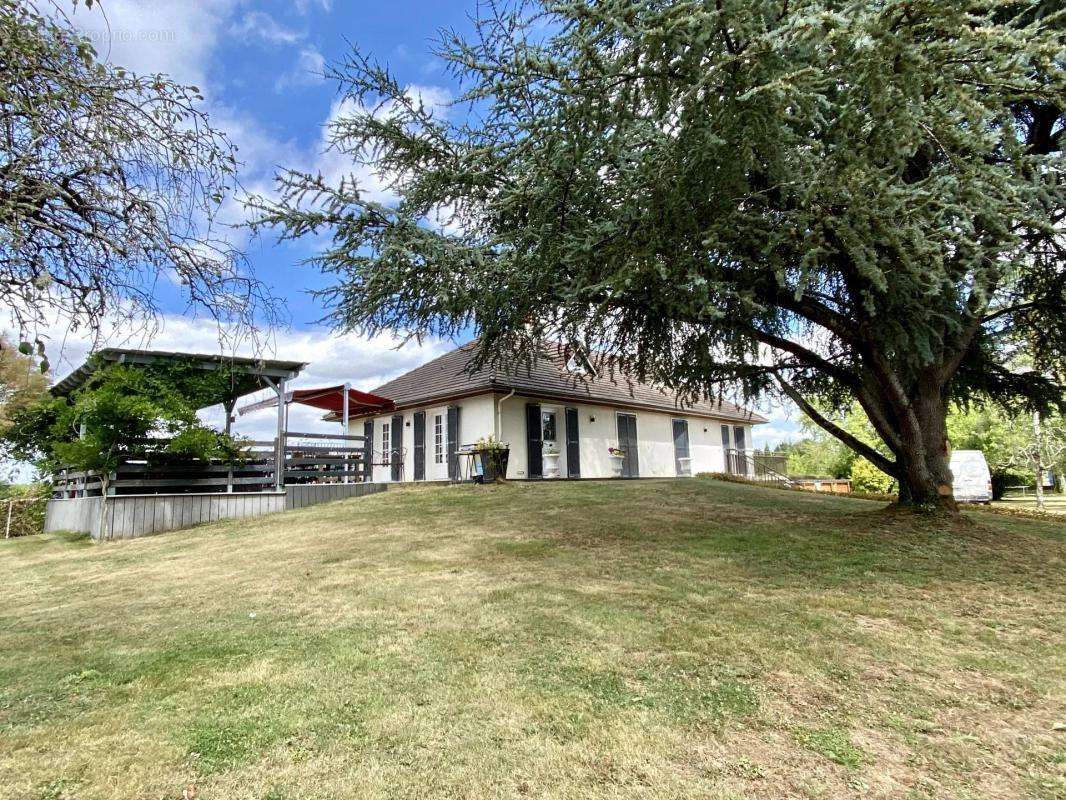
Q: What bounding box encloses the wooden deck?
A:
[44,431,385,540]
[50,432,369,498]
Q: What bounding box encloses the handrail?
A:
[725,448,792,485]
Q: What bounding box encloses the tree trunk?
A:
[882,381,958,513]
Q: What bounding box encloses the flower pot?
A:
[542,452,561,479]
[477,447,510,483]
[677,456,692,476]
[609,454,625,477]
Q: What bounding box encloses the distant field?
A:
[1,479,1063,799]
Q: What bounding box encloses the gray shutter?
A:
[526,403,542,478]
[565,407,580,478]
[362,420,373,482]
[391,414,403,481]
[628,416,640,477]
[413,411,426,481]
[672,419,690,475]
[446,405,460,480]
[618,414,639,478]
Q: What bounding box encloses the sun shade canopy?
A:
[238,385,395,417]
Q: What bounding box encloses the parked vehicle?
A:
[949,450,993,504]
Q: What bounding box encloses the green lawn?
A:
[1,479,1063,799]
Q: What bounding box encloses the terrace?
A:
[45,349,386,539]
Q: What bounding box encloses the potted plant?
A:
[608,446,626,477]
[472,435,510,483]
[542,444,561,478]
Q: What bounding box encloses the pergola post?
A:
[223,398,236,493]
[275,378,287,491]
[342,382,350,483]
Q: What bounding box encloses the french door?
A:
[672,419,691,476]
[616,413,639,478]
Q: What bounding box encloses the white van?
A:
[949,450,993,504]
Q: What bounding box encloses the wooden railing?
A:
[51,432,368,497]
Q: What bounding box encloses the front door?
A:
[721,424,735,474]
[616,413,639,478]
[672,419,690,476]
[732,425,748,476]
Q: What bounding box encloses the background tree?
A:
[0,334,48,437]
[252,0,1064,511]
[1,0,275,347]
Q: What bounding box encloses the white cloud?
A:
[295,0,333,13]
[275,46,326,91]
[68,0,239,90]
[230,11,304,45]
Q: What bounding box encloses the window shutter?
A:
[526,403,542,478]
[391,414,403,481]
[446,405,460,480]
[617,414,639,478]
[412,411,426,481]
[565,407,580,478]
[362,420,373,482]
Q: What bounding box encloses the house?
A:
[339,343,767,482]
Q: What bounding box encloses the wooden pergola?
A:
[52,348,307,490]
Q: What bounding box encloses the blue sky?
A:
[43,0,801,445]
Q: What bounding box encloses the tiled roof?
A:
[357,343,767,424]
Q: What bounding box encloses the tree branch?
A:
[749,328,858,387]
[776,375,899,477]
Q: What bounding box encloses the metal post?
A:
[276,378,287,491]
[4,499,12,539]
[342,382,350,483]
[223,399,235,493]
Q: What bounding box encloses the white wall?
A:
[499,396,751,480]
[352,392,753,482]
[353,394,497,483]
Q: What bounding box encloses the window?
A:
[541,409,557,442]
[733,425,747,451]
[720,425,731,450]
[381,422,391,464]
[434,414,444,463]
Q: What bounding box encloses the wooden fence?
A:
[51,432,367,498]
[44,483,387,540]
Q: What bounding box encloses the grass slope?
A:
[0,479,1063,800]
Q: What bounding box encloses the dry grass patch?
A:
[0,478,1063,799]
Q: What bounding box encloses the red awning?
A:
[237,385,394,417]
[291,385,394,416]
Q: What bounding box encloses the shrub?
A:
[849,458,896,494]
[0,483,48,537]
